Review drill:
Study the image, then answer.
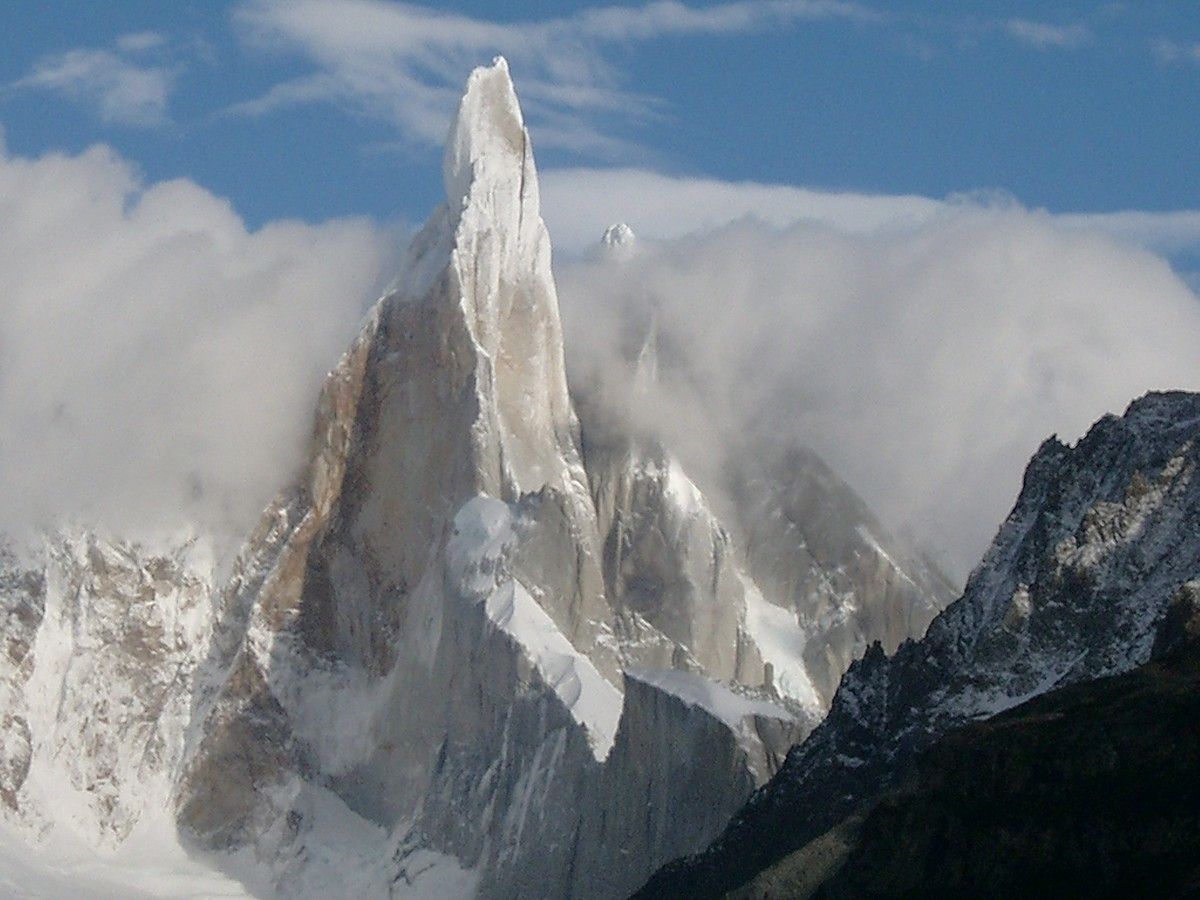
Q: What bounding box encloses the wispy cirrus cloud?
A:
[115,31,169,54]
[1152,38,1200,65]
[230,0,875,156]
[228,0,1121,161]
[12,33,178,128]
[1003,18,1091,50]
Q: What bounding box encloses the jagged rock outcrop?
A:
[582,417,767,688]
[639,391,1200,898]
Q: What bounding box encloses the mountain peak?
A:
[602,221,636,246]
[442,56,527,214]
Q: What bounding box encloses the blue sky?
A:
[3,0,1200,244]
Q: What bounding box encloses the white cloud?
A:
[1003,18,1091,50]
[571,0,880,39]
[115,32,168,54]
[555,207,1200,579]
[4,117,1200,586]
[538,166,1200,263]
[14,37,177,127]
[540,167,944,252]
[1057,209,1200,257]
[0,138,398,543]
[230,0,871,154]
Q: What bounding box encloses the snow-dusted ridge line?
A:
[448,496,623,760]
[636,391,1200,899]
[625,667,793,731]
[485,580,623,760]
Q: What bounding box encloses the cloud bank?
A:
[539,167,1200,263]
[3,132,1199,583]
[539,167,945,253]
[557,209,1200,579]
[0,136,396,544]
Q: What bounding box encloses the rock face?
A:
[582,419,765,687]
[723,442,954,706]
[639,391,1200,898]
[0,59,949,898]
[0,533,216,844]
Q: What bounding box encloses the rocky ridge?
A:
[639,390,1200,898]
[733,586,1200,898]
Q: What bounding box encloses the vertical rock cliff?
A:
[174,58,818,898]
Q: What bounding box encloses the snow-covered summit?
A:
[442,56,526,214]
[170,58,813,898]
[600,222,637,259]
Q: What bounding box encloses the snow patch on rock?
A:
[740,575,822,715]
[486,580,622,760]
[446,495,520,599]
[449,496,622,760]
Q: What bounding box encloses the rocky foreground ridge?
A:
[0,59,949,898]
[735,592,1200,898]
[639,391,1200,898]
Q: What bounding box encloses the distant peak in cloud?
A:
[557,209,1200,578]
[538,166,1200,264]
[600,222,638,258]
[539,167,945,253]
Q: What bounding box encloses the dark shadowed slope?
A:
[735,586,1200,898]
